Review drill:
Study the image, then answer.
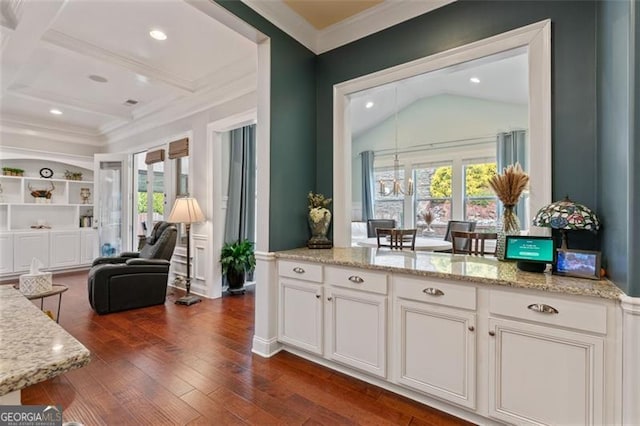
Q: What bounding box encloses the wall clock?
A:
[39,167,53,178]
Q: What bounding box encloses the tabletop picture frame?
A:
[554,248,602,280]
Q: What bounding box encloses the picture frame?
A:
[554,249,601,280]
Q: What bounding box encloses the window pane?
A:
[414,164,452,237]
[177,157,189,196]
[464,162,497,229]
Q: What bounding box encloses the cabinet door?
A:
[49,231,80,268]
[14,232,49,271]
[278,279,323,355]
[488,317,604,425]
[395,298,476,409]
[80,229,98,264]
[326,287,387,378]
[0,233,13,274]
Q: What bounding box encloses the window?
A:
[374,166,404,226]
[464,161,497,230]
[414,163,452,236]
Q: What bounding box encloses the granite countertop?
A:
[275,247,623,301]
[0,285,91,396]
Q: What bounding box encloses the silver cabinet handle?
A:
[527,303,559,314]
[423,288,444,296]
[348,275,364,284]
[293,267,305,274]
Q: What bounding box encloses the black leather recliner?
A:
[88,221,178,314]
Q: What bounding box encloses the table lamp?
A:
[532,196,600,250]
[168,196,205,305]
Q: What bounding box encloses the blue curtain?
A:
[361,150,375,221]
[497,130,527,225]
[224,124,256,245]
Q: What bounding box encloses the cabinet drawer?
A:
[325,266,388,295]
[279,260,323,283]
[395,275,476,310]
[489,290,607,334]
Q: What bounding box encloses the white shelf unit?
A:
[0,175,94,230]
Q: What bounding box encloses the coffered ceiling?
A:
[0,0,257,146]
[282,0,384,30]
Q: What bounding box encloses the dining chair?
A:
[376,228,395,248]
[436,220,477,253]
[451,231,497,256]
[393,228,417,251]
[367,219,396,238]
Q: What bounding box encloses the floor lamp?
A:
[168,196,205,306]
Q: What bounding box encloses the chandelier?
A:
[378,87,414,197]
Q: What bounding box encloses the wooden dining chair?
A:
[393,228,417,251]
[451,231,497,256]
[376,228,395,248]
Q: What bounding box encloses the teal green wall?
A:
[219,0,637,295]
[215,1,317,252]
[316,1,598,208]
[596,0,634,295]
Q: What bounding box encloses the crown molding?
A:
[104,71,257,144]
[316,0,456,54]
[42,30,195,94]
[0,113,104,145]
[240,0,455,54]
[241,0,317,52]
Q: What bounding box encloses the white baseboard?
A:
[251,336,282,358]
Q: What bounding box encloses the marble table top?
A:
[275,247,623,301]
[0,285,91,396]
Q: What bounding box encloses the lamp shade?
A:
[532,196,600,231]
[168,196,205,224]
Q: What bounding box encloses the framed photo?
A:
[554,249,601,280]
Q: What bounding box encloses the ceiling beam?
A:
[41,30,195,95]
[8,86,134,120]
[1,0,67,91]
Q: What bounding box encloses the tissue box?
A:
[19,272,52,295]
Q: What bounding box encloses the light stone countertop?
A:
[0,285,91,396]
[275,247,623,301]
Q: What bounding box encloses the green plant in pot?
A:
[220,239,256,295]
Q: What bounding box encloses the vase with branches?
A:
[488,163,529,260]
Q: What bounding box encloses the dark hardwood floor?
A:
[21,271,474,425]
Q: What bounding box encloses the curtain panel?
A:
[361,150,375,221]
[224,124,256,245]
[497,130,527,224]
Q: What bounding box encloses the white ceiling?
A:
[350,48,529,137]
[0,0,257,146]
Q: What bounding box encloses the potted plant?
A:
[220,239,256,295]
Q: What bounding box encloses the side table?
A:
[13,284,69,323]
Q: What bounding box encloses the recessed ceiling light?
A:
[365,101,374,109]
[149,29,167,41]
[49,109,63,115]
[469,77,481,84]
[89,74,108,83]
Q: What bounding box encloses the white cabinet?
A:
[488,317,604,425]
[80,229,98,264]
[14,231,49,271]
[49,231,80,268]
[394,276,477,409]
[487,289,608,425]
[325,286,387,378]
[0,233,13,274]
[278,261,324,355]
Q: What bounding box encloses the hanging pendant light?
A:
[378,86,414,197]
